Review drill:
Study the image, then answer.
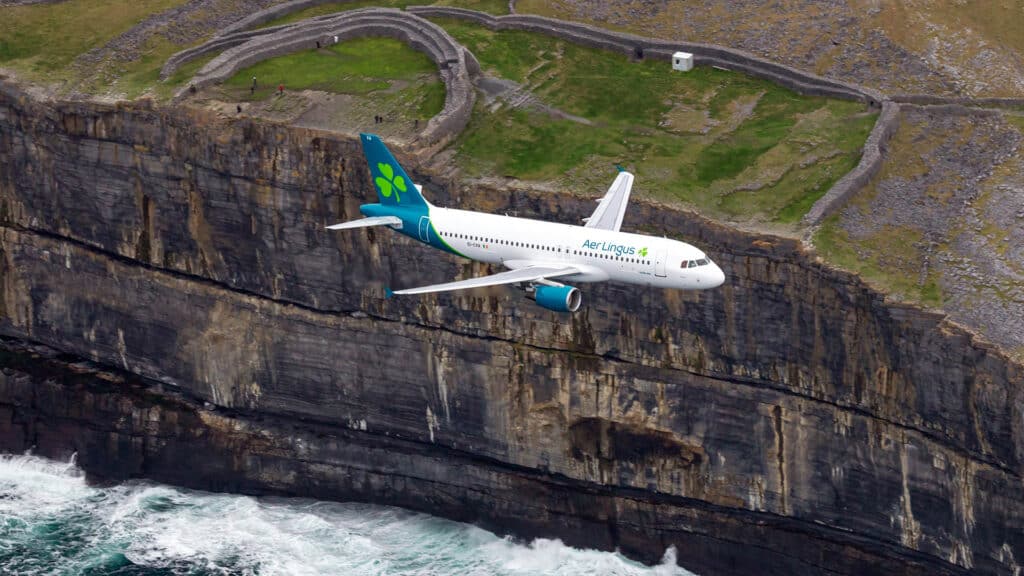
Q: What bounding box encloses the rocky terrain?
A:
[520,0,1024,98]
[829,106,1024,356]
[62,0,283,96]
[2,2,1024,575]
[1,83,1023,575]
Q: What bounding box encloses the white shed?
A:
[672,51,694,72]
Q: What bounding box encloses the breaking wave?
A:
[0,453,695,575]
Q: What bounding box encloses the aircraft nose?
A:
[709,261,725,288]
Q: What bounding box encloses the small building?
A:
[672,51,694,72]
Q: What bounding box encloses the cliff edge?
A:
[1,84,1022,575]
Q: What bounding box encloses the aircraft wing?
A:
[584,171,634,232]
[391,265,579,296]
[326,216,402,230]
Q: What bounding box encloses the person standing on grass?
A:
[278,84,284,95]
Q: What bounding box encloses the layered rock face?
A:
[1,84,1022,575]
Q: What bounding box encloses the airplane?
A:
[326,133,725,312]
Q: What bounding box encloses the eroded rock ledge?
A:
[0,336,962,576]
[1,82,1022,575]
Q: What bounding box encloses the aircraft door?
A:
[418,216,430,243]
[655,246,667,277]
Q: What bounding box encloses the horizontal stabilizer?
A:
[326,216,402,230]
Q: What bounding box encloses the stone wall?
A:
[893,94,1024,109]
[802,100,901,225]
[218,0,362,36]
[405,7,884,103]
[166,9,475,147]
[1,83,1022,575]
[164,4,895,223]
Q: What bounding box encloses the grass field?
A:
[0,1,875,225]
[0,0,186,82]
[437,19,876,224]
[220,37,444,120]
[0,0,504,96]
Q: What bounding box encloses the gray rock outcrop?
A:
[1,82,1022,575]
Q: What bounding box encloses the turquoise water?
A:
[0,454,695,576]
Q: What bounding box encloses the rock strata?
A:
[1,83,1023,575]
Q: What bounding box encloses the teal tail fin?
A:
[360,133,427,208]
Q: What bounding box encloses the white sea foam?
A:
[0,453,697,575]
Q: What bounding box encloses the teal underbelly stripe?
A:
[429,220,468,259]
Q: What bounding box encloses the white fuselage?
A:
[427,207,725,290]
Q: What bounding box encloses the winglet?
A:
[615,164,626,173]
[384,287,394,299]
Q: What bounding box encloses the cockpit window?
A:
[697,258,709,266]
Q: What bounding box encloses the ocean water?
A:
[0,453,695,576]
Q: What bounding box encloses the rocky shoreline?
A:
[1,82,1022,575]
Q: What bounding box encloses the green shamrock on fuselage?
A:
[638,247,648,257]
[375,162,407,203]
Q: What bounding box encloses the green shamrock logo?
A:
[375,162,407,202]
[638,247,648,257]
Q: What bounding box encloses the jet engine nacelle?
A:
[529,284,582,312]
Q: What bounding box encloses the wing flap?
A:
[326,216,402,230]
[392,266,578,296]
[584,171,634,232]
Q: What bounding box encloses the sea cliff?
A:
[1,83,1021,575]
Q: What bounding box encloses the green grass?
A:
[1005,113,1024,133]
[434,0,509,14]
[98,36,218,99]
[437,19,877,223]
[224,37,438,97]
[0,0,186,80]
[219,37,445,120]
[416,80,447,118]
